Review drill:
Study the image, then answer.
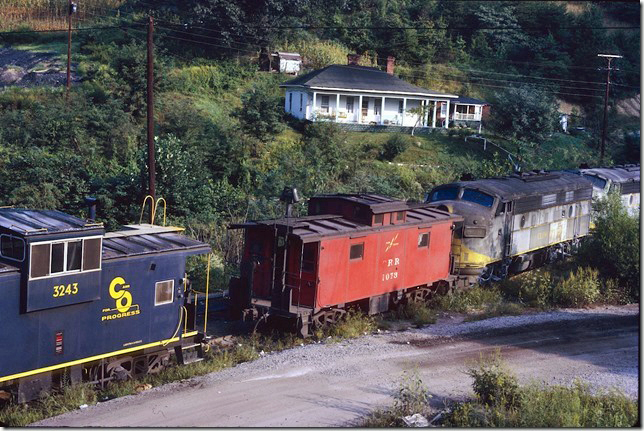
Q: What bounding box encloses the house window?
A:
[362,99,369,117]
[418,232,430,248]
[289,93,293,111]
[300,93,303,112]
[0,234,25,261]
[320,95,329,113]
[155,280,174,305]
[346,97,354,113]
[350,243,364,260]
[398,100,404,114]
[29,237,102,280]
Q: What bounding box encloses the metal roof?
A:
[273,51,301,60]
[233,205,461,243]
[311,193,434,214]
[280,65,458,98]
[0,209,103,236]
[432,171,591,201]
[102,231,211,260]
[453,96,489,105]
[580,165,640,184]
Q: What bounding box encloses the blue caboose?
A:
[0,209,210,401]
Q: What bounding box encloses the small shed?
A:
[271,51,302,75]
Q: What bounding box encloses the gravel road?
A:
[33,304,639,427]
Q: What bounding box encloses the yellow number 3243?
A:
[53,283,79,297]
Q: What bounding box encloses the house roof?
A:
[280,65,457,98]
[453,96,489,105]
[273,51,301,60]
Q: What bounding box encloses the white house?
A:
[280,56,461,129]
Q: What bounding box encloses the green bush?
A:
[379,134,411,161]
[396,302,437,327]
[499,269,553,308]
[551,266,600,308]
[467,352,520,408]
[236,79,284,142]
[580,191,640,299]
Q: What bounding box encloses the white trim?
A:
[0,234,25,262]
[155,279,175,306]
[281,84,458,98]
[29,235,103,281]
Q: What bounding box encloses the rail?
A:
[453,112,481,121]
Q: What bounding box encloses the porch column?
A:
[380,97,385,125]
[312,92,317,120]
[444,100,450,128]
[402,97,407,126]
[422,100,427,127]
[358,95,363,124]
[432,101,437,128]
[335,93,340,122]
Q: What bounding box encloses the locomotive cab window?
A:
[462,189,495,208]
[0,234,25,262]
[29,236,102,280]
[429,187,459,202]
[349,243,364,260]
[155,280,174,305]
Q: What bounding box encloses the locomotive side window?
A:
[0,234,25,261]
[418,232,430,248]
[30,243,51,278]
[350,243,364,260]
[582,174,607,189]
[155,280,174,305]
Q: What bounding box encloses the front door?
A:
[361,99,369,121]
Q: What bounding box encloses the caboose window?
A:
[396,211,405,221]
[155,280,174,305]
[374,214,384,225]
[418,232,430,248]
[462,189,494,208]
[82,238,102,271]
[302,243,317,272]
[0,234,25,261]
[350,243,364,260]
[29,236,102,280]
[30,243,50,278]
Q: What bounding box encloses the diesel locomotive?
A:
[579,164,640,218]
[0,208,211,402]
[426,170,593,283]
[229,192,463,336]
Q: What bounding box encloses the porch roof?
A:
[453,96,489,105]
[280,65,457,99]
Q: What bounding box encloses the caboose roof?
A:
[0,208,103,237]
[311,193,424,214]
[233,204,461,243]
[0,262,18,274]
[103,224,211,259]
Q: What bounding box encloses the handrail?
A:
[139,195,155,224]
[203,253,212,335]
[154,198,167,226]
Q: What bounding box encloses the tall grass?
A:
[0,1,124,31]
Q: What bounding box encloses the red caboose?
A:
[229,193,462,335]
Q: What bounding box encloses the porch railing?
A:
[453,112,481,121]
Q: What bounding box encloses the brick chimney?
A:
[386,56,395,75]
[347,53,361,66]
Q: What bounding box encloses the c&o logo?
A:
[101,276,141,321]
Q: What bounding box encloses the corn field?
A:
[1,0,124,31]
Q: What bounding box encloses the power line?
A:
[0,25,142,35]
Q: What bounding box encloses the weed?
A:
[395,302,437,327]
[552,266,600,307]
[316,309,377,340]
[465,301,525,322]
[429,285,503,313]
[466,351,520,408]
[499,268,553,308]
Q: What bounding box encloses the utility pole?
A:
[147,15,156,223]
[66,1,76,101]
[597,54,622,165]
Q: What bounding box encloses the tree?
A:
[490,85,560,144]
[236,79,284,142]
